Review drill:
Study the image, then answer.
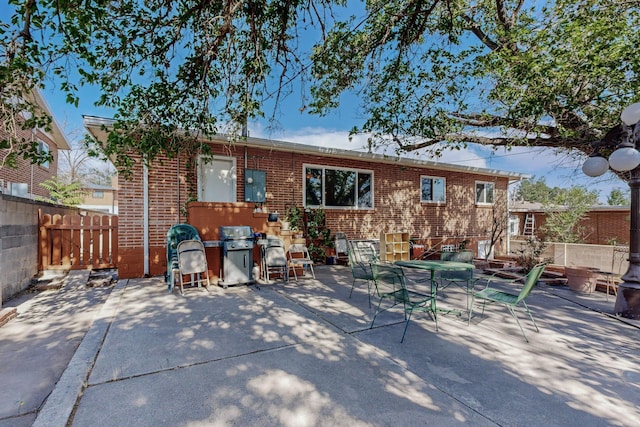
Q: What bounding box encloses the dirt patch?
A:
[86,269,119,288]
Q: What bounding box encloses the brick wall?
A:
[512,209,630,245]
[0,126,60,199]
[118,142,510,278]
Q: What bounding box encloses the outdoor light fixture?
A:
[582,103,640,177]
[581,102,640,319]
[582,154,609,177]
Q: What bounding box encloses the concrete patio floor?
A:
[2,265,639,426]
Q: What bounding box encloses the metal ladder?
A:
[523,213,535,236]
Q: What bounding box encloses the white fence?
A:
[509,240,628,274]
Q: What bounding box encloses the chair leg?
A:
[170,268,179,293]
[506,306,529,343]
[468,294,475,325]
[401,309,414,343]
[521,301,540,332]
[370,298,384,329]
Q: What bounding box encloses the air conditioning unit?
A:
[8,182,29,198]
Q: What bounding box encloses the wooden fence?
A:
[39,213,118,270]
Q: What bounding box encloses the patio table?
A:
[395,260,475,316]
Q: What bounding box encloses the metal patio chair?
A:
[288,244,315,281]
[166,223,201,292]
[370,263,437,343]
[263,238,289,282]
[333,232,350,265]
[348,240,378,307]
[469,263,546,342]
[176,239,210,294]
[439,250,477,311]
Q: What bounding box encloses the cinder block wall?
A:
[0,194,40,304]
[0,194,81,304]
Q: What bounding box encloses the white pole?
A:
[143,162,149,276]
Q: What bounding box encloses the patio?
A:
[37,265,640,426]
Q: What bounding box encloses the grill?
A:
[219,226,255,288]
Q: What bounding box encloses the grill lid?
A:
[220,226,254,240]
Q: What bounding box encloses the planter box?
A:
[565,266,600,293]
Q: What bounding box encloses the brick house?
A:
[0,89,70,198]
[84,116,527,280]
[510,201,630,245]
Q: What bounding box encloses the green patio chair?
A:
[348,240,378,307]
[438,250,477,311]
[469,263,547,343]
[370,263,437,343]
[166,223,201,292]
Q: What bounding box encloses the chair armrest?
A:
[479,273,520,291]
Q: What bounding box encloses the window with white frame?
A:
[475,181,495,205]
[92,191,104,199]
[304,165,373,209]
[420,176,446,203]
[38,140,50,168]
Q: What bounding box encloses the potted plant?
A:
[565,266,600,293]
[323,230,336,264]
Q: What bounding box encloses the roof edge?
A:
[82,115,530,180]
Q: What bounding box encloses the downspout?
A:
[177,157,180,223]
[30,130,35,199]
[143,163,149,276]
[506,200,511,256]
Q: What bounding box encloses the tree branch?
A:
[461,14,499,50]
[394,131,597,154]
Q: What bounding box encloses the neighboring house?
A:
[0,89,70,198]
[84,116,528,279]
[510,201,630,245]
[78,177,118,214]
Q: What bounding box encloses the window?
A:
[508,215,520,236]
[92,191,104,199]
[475,181,495,205]
[38,140,50,168]
[421,176,446,203]
[304,165,373,209]
[198,156,237,202]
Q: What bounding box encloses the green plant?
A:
[513,238,553,273]
[180,196,198,219]
[36,178,86,207]
[607,237,620,246]
[305,208,325,228]
[284,205,302,231]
